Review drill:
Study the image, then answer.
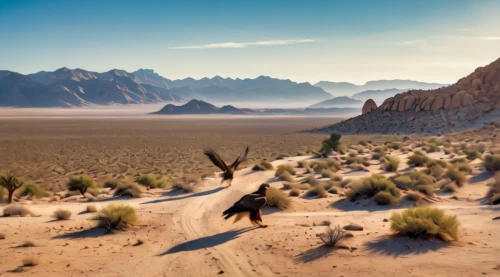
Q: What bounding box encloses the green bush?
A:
[320,132,342,156]
[91,204,137,230]
[390,207,459,242]
[266,187,291,210]
[275,164,296,177]
[114,182,142,198]
[135,174,166,188]
[346,174,400,203]
[17,184,49,199]
[67,174,96,196]
[483,155,500,171]
[381,156,400,172]
[407,151,431,167]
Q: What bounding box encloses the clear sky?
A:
[1,0,499,84]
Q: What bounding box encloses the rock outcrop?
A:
[362,99,377,114]
[311,57,500,134]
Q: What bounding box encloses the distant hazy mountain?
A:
[308,96,363,108]
[133,69,170,89]
[351,88,408,105]
[314,80,447,96]
[153,99,253,114]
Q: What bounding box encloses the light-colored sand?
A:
[1,150,499,277]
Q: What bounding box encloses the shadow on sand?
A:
[331,198,412,212]
[294,245,335,263]
[366,236,450,257]
[158,227,256,256]
[141,187,225,205]
[468,171,494,184]
[52,227,109,240]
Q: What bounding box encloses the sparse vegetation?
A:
[266,187,291,210]
[252,161,274,171]
[446,165,467,186]
[91,204,138,230]
[114,182,142,197]
[483,155,500,171]
[0,171,25,204]
[52,208,72,220]
[67,174,96,197]
[304,175,320,186]
[278,171,294,182]
[17,183,49,199]
[310,159,341,173]
[405,191,423,202]
[391,171,435,196]
[305,185,328,198]
[388,142,401,150]
[275,164,296,177]
[318,225,347,247]
[374,191,398,205]
[407,151,431,167]
[486,173,500,205]
[135,174,166,188]
[442,182,458,193]
[346,174,400,204]
[320,132,342,157]
[381,156,400,172]
[390,207,459,242]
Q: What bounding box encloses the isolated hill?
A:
[312,57,500,134]
[153,99,253,114]
[314,80,446,97]
[308,96,363,108]
[351,88,408,104]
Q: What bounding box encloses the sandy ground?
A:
[1,149,499,277]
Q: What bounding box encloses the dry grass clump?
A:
[289,189,301,197]
[91,204,137,230]
[428,165,445,179]
[330,173,343,181]
[391,171,435,196]
[346,174,400,205]
[278,171,294,182]
[304,175,320,186]
[22,255,40,267]
[275,164,296,177]
[265,187,291,210]
[281,182,295,190]
[320,169,336,179]
[405,191,423,202]
[252,161,274,171]
[135,174,166,188]
[422,142,439,153]
[345,155,370,167]
[390,207,459,242]
[297,160,313,173]
[295,183,311,190]
[17,183,49,199]
[454,162,472,174]
[52,208,71,220]
[374,191,398,205]
[381,156,400,172]
[310,159,341,173]
[172,182,194,193]
[67,174,96,196]
[328,186,342,194]
[407,151,431,167]
[114,182,142,197]
[2,204,35,217]
[446,165,467,187]
[464,150,482,161]
[318,225,347,247]
[483,154,500,171]
[104,178,121,189]
[387,142,401,150]
[305,185,328,198]
[86,204,98,213]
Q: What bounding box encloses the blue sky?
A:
[1,0,499,84]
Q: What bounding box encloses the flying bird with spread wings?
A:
[222,183,269,228]
[204,146,249,187]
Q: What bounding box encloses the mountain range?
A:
[308,96,363,108]
[314,80,447,97]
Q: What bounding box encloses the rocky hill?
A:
[153,99,254,115]
[312,57,500,134]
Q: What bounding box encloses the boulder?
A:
[443,95,453,109]
[343,223,363,231]
[462,93,474,106]
[404,95,416,110]
[450,94,462,109]
[431,96,444,110]
[362,99,377,114]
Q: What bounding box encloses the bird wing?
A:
[223,194,266,217]
[231,146,250,170]
[204,148,228,171]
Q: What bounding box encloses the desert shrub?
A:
[275,164,296,177]
[455,162,472,174]
[426,159,448,168]
[0,171,24,204]
[276,153,291,160]
[391,171,435,196]
[407,151,431,167]
[22,256,39,267]
[320,132,342,156]
[52,208,71,220]
[278,171,294,182]
[372,151,386,160]
[483,155,500,171]
[374,191,398,205]
[442,182,458,193]
[135,174,166,188]
[295,183,311,190]
[423,142,439,153]
[345,155,370,167]
[17,183,49,199]
[265,187,291,210]
[406,191,423,202]
[348,151,357,158]
[306,185,328,198]
[346,174,400,203]
[321,180,338,190]
[340,178,353,188]
[114,182,142,197]
[464,150,482,161]
[289,189,301,197]
[359,140,368,146]
[381,156,400,172]
[388,142,401,150]
[297,160,309,168]
[86,205,97,213]
[2,204,35,217]
[320,169,336,179]
[104,179,120,189]
[446,166,467,186]
[91,204,137,230]
[87,187,101,197]
[373,146,388,153]
[311,159,341,173]
[434,178,451,189]
[329,173,343,182]
[67,174,96,196]
[429,165,445,179]
[318,225,347,247]
[252,161,274,171]
[450,157,467,164]
[172,182,194,193]
[390,207,459,242]
[304,175,320,186]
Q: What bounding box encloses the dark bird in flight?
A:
[222,183,270,228]
[204,146,249,187]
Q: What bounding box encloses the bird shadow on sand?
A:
[468,171,494,184]
[294,245,335,263]
[331,198,412,212]
[140,187,225,205]
[366,236,451,257]
[158,227,257,256]
[52,227,110,240]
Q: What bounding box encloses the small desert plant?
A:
[135,174,166,188]
[429,165,445,179]
[304,175,320,186]
[266,187,291,210]
[67,174,96,197]
[407,151,431,167]
[391,171,435,196]
[104,179,120,189]
[86,205,98,213]
[17,183,49,199]
[318,225,347,247]
[114,182,142,197]
[345,155,370,167]
[388,142,401,150]
[306,185,328,198]
[454,162,472,174]
[91,204,137,230]
[423,142,439,153]
[52,208,72,220]
[330,173,343,182]
[289,189,301,197]
[320,132,342,156]
[446,166,467,186]
[320,169,336,179]
[310,159,341,173]
[381,156,400,172]
[22,255,40,266]
[483,155,500,171]
[346,174,400,203]
[275,164,296,177]
[464,150,481,161]
[374,191,398,205]
[390,207,459,242]
[2,204,34,217]
[0,171,24,204]
[406,191,423,202]
[328,186,342,194]
[252,161,274,171]
[278,171,294,182]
